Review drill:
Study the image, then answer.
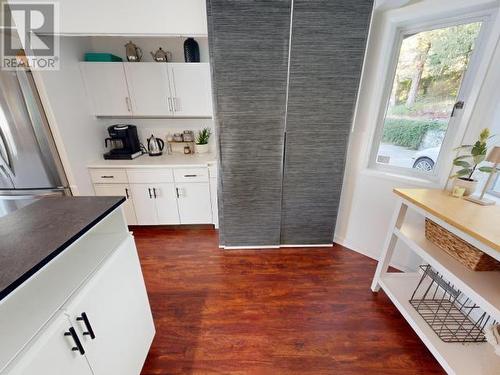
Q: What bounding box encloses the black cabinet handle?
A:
[101,175,114,179]
[153,187,157,198]
[148,188,152,199]
[184,174,197,177]
[64,327,85,355]
[125,188,130,199]
[176,187,180,198]
[76,312,96,340]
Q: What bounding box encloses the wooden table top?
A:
[394,188,500,252]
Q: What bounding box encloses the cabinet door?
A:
[129,184,157,225]
[64,237,155,375]
[152,183,180,224]
[124,63,173,116]
[3,313,92,375]
[169,63,213,117]
[80,62,132,116]
[176,182,212,224]
[93,184,137,225]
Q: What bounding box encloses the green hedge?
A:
[382,118,446,149]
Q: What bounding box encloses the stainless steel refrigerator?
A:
[0,67,70,217]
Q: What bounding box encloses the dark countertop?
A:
[0,196,125,301]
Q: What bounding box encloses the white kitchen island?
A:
[0,196,155,375]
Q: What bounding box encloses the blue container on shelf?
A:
[84,53,123,62]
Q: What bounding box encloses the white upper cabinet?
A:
[47,0,207,36]
[81,62,213,118]
[2,313,93,375]
[169,63,213,118]
[124,63,173,117]
[80,63,132,116]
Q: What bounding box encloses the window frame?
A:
[367,13,494,182]
[488,174,500,197]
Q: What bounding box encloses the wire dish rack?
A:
[409,265,494,343]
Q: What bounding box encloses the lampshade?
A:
[486,146,500,163]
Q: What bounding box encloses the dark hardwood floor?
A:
[134,227,443,374]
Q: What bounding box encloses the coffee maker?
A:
[103,124,142,160]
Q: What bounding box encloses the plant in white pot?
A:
[195,127,211,154]
[451,128,497,196]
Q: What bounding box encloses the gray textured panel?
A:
[281,0,373,244]
[207,0,291,247]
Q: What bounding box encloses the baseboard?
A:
[334,236,408,272]
[280,244,333,248]
[222,245,281,250]
[222,243,333,250]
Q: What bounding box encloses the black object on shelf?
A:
[184,38,200,62]
[409,265,493,343]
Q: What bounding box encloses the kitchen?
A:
[2,0,500,374]
[0,2,218,373]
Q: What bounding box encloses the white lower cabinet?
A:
[130,184,160,225]
[93,184,137,225]
[2,236,154,375]
[176,182,212,224]
[153,183,181,224]
[130,183,180,225]
[90,166,217,226]
[3,313,93,375]
[64,237,155,375]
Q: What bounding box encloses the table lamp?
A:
[465,146,500,205]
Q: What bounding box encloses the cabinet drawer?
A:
[174,168,209,183]
[89,169,128,184]
[127,168,174,184]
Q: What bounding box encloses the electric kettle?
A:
[147,134,165,156]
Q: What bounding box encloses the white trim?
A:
[360,168,439,187]
[222,245,280,250]
[368,11,494,182]
[30,71,80,195]
[222,244,334,250]
[362,2,500,187]
[280,244,333,248]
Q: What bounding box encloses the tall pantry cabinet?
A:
[207,0,374,247]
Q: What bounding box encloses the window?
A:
[371,21,484,176]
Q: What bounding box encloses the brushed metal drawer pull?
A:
[101,175,114,179]
[184,174,197,177]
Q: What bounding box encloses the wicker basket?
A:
[425,219,500,271]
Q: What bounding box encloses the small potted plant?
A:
[451,128,496,196]
[195,127,211,154]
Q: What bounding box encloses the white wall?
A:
[335,0,500,270]
[33,36,106,195]
[13,0,208,36]
[88,36,209,63]
[100,118,216,154]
